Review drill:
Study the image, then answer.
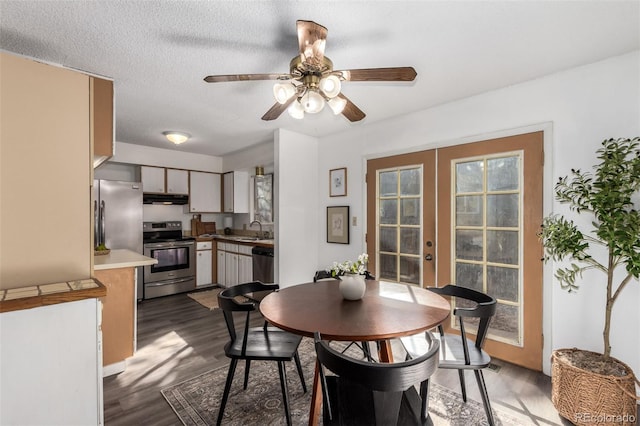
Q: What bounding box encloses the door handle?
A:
[425,254,433,261]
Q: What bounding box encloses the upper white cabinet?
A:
[140,166,165,193]
[223,171,249,213]
[189,171,221,212]
[141,167,189,195]
[166,169,189,194]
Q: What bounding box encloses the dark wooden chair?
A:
[400,284,497,426]
[314,331,439,425]
[312,270,375,361]
[216,281,307,426]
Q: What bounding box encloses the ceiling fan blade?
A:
[204,73,290,83]
[261,96,297,121]
[297,20,327,66]
[337,93,366,122]
[336,67,417,82]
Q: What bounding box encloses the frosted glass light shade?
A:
[300,90,325,113]
[319,75,341,98]
[273,82,296,104]
[328,96,347,115]
[163,131,190,145]
[288,100,304,119]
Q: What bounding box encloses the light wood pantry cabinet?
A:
[223,171,250,213]
[91,76,114,168]
[189,171,221,212]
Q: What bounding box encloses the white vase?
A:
[339,274,366,301]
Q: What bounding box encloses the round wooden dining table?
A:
[259,279,451,426]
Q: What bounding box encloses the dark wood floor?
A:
[103,290,569,425]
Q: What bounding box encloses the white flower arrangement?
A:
[330,253,369,277]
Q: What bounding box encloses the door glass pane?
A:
[487,194,518,227]
[453,153,522,346]
[487,157,519,191]
[380,171,397,196]
[379,253,397,281]
[400,256,420,284]
[400,169,420,195]
[456,161,483,193]
[455,263,483,292]
[400,198,420,225]
[487,266,518,302]
[379,227,397,252]
[379,199,397,224]
[456,195,483,226]
[400,228,420,254]
[376,166,422,285]
[487,230,519,265]
[455,230,483,261]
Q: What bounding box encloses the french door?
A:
[366,131,543,370]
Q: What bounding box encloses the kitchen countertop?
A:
[0,278,106,313]
[94,249,157,270]
[197,234,274,248]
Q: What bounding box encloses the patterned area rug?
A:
[161,338,525,425]
[187,289,221,310]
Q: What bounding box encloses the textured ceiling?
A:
[1,1,638,157]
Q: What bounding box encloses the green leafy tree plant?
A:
[539,137,640,360]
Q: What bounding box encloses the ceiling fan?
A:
[204,20,417,122]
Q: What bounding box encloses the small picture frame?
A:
[329,167,347,197]
[327,206,349,244]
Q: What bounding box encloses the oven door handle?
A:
[144,277,194,287]
[144,241,195,249]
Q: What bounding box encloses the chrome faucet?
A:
[249,220,263,239]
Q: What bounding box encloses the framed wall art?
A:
[329,167,347,197]
[327,206,349,244]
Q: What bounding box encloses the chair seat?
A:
[225,327,303,360]
[401,333,491,369]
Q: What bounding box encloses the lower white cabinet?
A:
[217,242,254,287]
[196,241,213,287]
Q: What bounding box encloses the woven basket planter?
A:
[552,348,638,425]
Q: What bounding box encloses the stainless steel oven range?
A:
[143,221,195,299]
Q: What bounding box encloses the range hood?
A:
[143,193,189,205]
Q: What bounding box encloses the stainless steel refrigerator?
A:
[93,180,144,298]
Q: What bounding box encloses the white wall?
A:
[111,141,223,172]
[311,51,640,375]
[275,129,320,287]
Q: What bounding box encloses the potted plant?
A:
[330,253,369,300]
[539,137,640,425]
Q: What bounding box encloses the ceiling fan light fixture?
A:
[319,75,341,98]
[288,100,305,119]
[273,82,296,104]
[328,96,347,115]
[163,131,190,145]
[300,89,325,114]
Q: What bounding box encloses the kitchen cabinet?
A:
[217,243,226,285]
[141,166,165,193]
[196,241,213,287]
[189,171,221,212]
[238,246,253,284]
[223,171,250,213]
[216,242,253,287]
[166,168,189,194]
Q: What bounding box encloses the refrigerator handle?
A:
[94,200,100,246]
[100,200,106,245]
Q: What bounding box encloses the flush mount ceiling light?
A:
[163,131,190,145]
[204,20,416,122]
